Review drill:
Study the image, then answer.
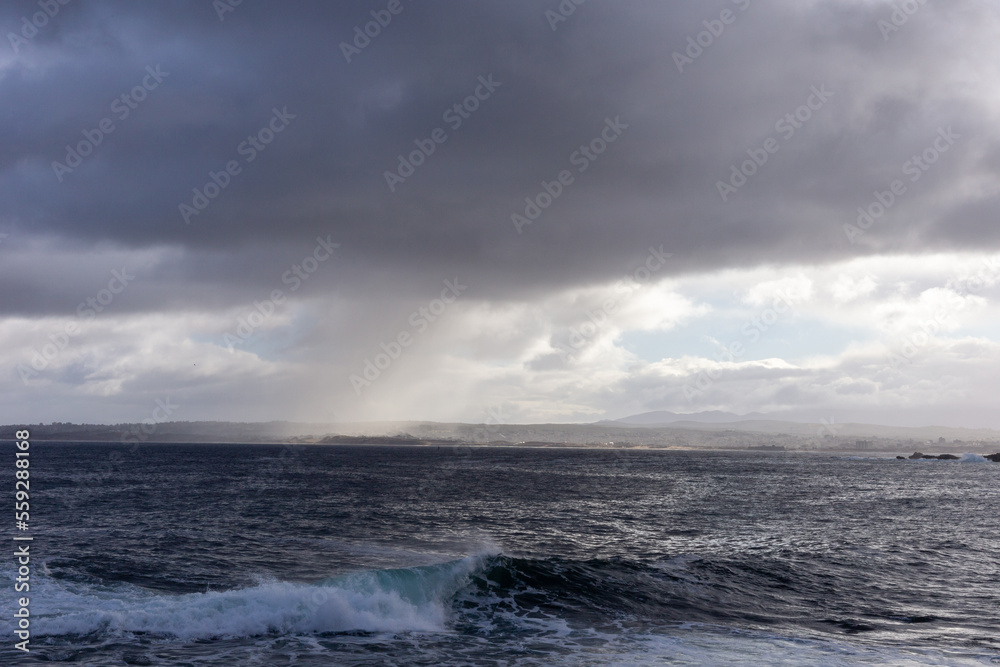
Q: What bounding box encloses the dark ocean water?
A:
[2,443,999,665]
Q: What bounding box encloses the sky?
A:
[3,0,1000,429]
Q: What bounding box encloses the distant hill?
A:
[607,408,1000,431]
[4,418,999,450]
[596,410,1000,443]
[606,410,767,425]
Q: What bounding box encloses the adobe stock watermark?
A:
[817,416,841,438]
[51,65,169,182]
[74,396,181,493]
[511,116,628,234]
[415,403,507,497]
[883,309,952,370]
[468,404,510,443]
[545,0,586,31]
[349,278,467,394]
[213,0,243,22]
[843,126,959,244]
[554,245,672,354]
[884,255,998,369]
[180,106,296,224]
[684,290,798,402]
[17,267,135,384]
[948,255,1000,297]
[673,0,751,73]
[119,397,180,446]
[416,442,474,497]
[7,0,72,54]
[223,235,340,350]
[260,442,309,480]
[607,443,640,475]
[340,0,408,63]
[416,407,501,497]
[877,0,930,41]
[716,84,833,202]
[384,74,501,192]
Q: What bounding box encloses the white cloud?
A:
[743,274,814,307]
[3,251,999,428]
[830,273,877,303]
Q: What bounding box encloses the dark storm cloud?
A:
[3,0,999,315]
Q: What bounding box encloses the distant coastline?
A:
[4,420,999,456]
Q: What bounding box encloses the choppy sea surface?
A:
[2,443,999,665]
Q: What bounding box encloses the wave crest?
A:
[33,556,487,639]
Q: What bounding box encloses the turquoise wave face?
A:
[7,555,492,639]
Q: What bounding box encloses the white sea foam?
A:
[605,626,999,667]
[20,556,487,640]
[4,558,994,666]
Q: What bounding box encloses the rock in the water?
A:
[908,451,960,460]
[985,453,1000,462]
[896,456,906,460]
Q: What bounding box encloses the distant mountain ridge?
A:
[4,416,999,448]
[605,410,768,425]
[604,408,1000,431]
